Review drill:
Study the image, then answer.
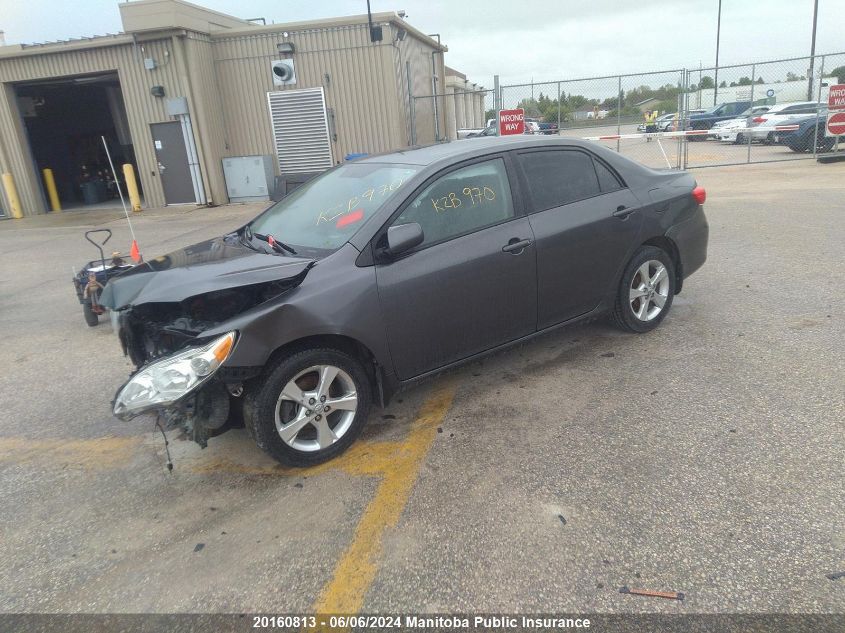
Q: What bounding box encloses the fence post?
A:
[676,71,684,170]
[616,75,622,153]
[683,69,690,170]
[813,55,825,159]
[493,75,501,136]
[557,81,561,133]
[747,64,755,164]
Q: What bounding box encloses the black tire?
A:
[612,246,676,334]
[82,301,99,327]
[243,348,372,467]
[735,133,745,145]
[815,131,835,153]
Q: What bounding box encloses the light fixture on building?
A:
[276,42,295,54]
[150,85,165,98]
[271,59,297,86]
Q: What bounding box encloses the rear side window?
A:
[594,159,623,192]
[518,150,601,211]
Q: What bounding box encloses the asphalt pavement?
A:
[0,160,843,615]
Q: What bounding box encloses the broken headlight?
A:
[113,331,236,419]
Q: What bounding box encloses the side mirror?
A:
[385,223,424,257]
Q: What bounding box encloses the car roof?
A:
[768,101,819,112]
[354,136,606,167]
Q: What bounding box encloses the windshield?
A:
[248,162,420,255]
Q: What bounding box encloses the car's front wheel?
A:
[244,348,372,466]
[612,246,675,333]
[82,301,99,327]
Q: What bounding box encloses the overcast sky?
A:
[2,0,844,84]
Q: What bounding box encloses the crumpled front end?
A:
[109,253,314,447]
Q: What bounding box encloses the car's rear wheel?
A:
[735,133,745,145]
[243,348,371,466]
[612,246,675,334]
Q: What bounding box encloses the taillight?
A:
[752,116,767,123]
[692,186,706,205]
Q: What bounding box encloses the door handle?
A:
[502,238,532,254]
[612,205,635,219]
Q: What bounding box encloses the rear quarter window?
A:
[593,158,623,192]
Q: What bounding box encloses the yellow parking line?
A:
[311,382,456,618]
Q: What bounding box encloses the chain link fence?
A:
[410,53,845,170]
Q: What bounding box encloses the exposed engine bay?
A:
[117,279,297,367]
[114,276,305,448]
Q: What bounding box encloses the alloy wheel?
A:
[275,365,358,452]
[629,260,670,322]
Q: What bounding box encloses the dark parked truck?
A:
[687,101,752,138]
[102,136,708,467]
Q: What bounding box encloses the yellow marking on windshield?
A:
[315,177,409,226]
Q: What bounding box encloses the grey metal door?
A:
[150,122,194,204]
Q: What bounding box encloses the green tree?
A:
[830,65,845,83]
[699,76,715,89]
[737,77,753,86]
[719,80,727,88]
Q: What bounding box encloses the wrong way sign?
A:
[827,111,845,137]
[499,108,525,135]
[827,84,845,137]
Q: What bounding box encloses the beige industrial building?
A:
[0,0,486,217]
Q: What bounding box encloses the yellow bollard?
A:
[42,168,61,212]
[1,172,23,219]
[122,163,142,212]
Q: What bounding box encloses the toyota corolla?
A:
[103,136,708,466]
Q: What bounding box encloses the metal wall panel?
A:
[0,16,444,216]
[212,22,408,163]
[0,37,186,213]
[182,32,229,205]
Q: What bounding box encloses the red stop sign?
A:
[499,109,525,135]
[827,111,845,136]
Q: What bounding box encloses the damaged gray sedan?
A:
[103,137,708,466]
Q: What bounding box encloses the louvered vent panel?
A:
[267,88,333,174]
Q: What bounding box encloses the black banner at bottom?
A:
[0,614,842,633]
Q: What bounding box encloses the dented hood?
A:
[100,236,315,309]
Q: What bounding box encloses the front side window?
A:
[249,162,420,255]
[518,150,601,211]
[392,158,515,248]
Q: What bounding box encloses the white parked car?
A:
[712,105,771,143]
[636,112,677,133]
[748,101,823,144]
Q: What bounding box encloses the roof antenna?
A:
[101,135,143,262]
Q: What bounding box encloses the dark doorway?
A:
[150,121,195,204]
[15,73,142,210]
